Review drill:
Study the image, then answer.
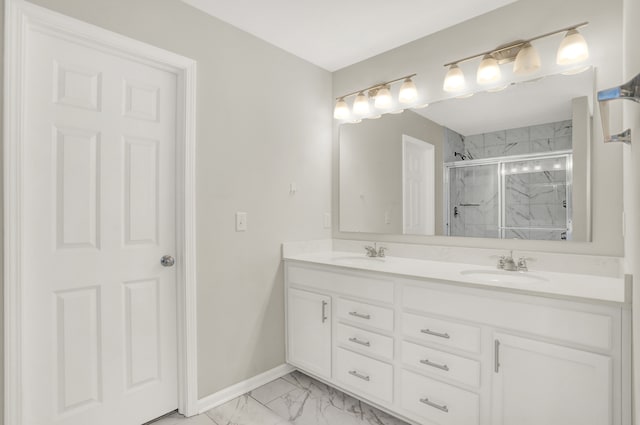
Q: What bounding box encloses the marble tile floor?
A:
[150,371,410,425]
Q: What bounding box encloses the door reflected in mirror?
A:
[339,68,593,241]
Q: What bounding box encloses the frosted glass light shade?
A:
[333,98,350,120]
[374,86,392,109]
[513,43,541,75]
[353,92,370,115]
[443,64,465,92]
[556,29,589,65]
[398,78,418,103]
[477,54,501,85]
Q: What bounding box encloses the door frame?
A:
[3,0,199,422]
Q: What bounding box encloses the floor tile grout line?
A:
[251,383,302,407]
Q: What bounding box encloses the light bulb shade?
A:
[398,78,418,103]
[333,98,350,120]
[374,86,392,109]
[353,92,370,115]
[513,42,541,75]
[443,64,465,92]
[477,54,501,85]
[556,29,589,65]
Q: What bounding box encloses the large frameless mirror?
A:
[339,68,593,241]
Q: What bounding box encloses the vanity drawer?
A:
[402,283,614,350]
[400,369,479,425]
[403,312,480,353]
[402,341,480,388]
[337,298,394,332]
[287,264,393,303]
[335,347,393,403]
[337,323,394,360]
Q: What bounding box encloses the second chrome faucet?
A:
[498,250,528,272]
[365,242,387,258]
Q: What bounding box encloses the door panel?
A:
[491,333,612,425]
[287,288,332,378]
[22,24,178,425]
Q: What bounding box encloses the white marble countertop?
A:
[283,250,627,303]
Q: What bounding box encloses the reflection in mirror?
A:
[339,68,593,241]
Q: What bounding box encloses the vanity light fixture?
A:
[477,54,501,84]
[442,22,589,92]
[374,85,393,109]
[353,91,370,115]
[333,74,419,120]
[333,98,350,119]
[556,28,589,65]
[513,42,541,75]
[399,78,418,103]
[443,64,466,92]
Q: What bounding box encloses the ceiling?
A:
[181,0,519,71]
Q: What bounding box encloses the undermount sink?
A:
[460,269,549,284]
[331,255,386,265]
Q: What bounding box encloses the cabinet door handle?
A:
[348,337,371,347]
[420,358,450,371]
[348,370,370,381]
[349,311,371,320]
[420,328,450,339]
[321,300,328,323]
[494,339,501,373]
[419,398,449,413]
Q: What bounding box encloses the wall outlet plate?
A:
[236,212,247,231]
[323,212,332,229]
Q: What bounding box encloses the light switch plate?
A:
[236,212,247,231]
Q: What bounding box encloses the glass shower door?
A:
[501,156,571,240]
[447,164,499,238]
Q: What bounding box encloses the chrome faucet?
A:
[498,251,517,271]
[517,257,529,272]
[365,243,387,258]
[497,251,529,272]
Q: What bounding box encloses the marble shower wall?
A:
[504,170,568,240]
[448,120,573,160]
[446,120,572,240]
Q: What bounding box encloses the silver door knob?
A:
[160,255,175,267]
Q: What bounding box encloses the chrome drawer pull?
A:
[321,300,328,323]
[349,337,371,347]
[420,359,450,371]
[420,398,449,413]
[420,328,450,339]
[348,370,370,381]
[349,311,371,320]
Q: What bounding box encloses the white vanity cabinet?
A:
[287,287,332,379]
[284,260,629,425]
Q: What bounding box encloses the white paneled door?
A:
[21,22,179,425]
[402,135,435,236]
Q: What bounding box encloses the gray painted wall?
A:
[0,0,333,402]
[333,0,625,256]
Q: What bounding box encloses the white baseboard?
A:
[197,363,296,414]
